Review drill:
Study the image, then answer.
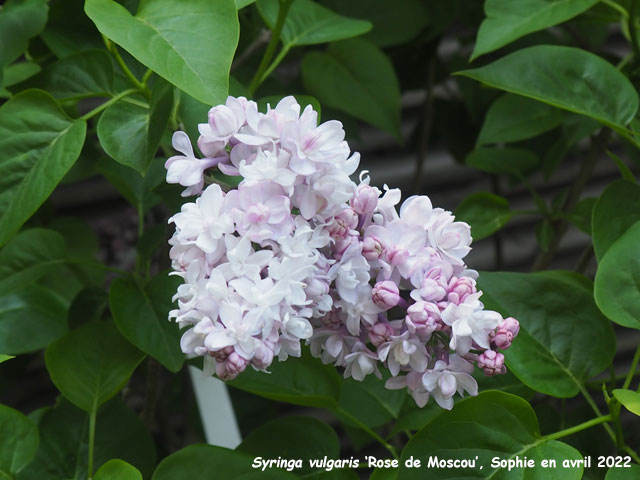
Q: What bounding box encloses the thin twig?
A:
[412,56,436,195]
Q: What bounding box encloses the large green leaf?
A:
[237,416,339,474]
[22,50,114,99]
[0,229,67,297]
[110,273,184,372]
[323,0,430,47]
[455,192,512,240]
[478,271,616,397]
[85,0,238,106]
[458,45,639,129]
[477,93,563,146]
[466,147,539,179]
[0,404,38,478]
[257,0,371,47]
[152,445,253,480]
[592,180,640,262]
[17,397,156,480]
[228,348,341,408]
[594,221,640,330]
[302,39,401,138]
[45,321,145,412]
[472,0,599,60]
[0,90,86,246]
[0,0,48,87]
[0,285,68,355]
[94,460,142,480]
[399,391,583,479]
[97,79,173,174]
[613,389,640,417]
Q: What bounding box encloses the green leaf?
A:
[236,0,256,8]
[565,197,596,235]
[613,389,640,416]
[68,287,109,329]
[458,45,639,129]
[228,348,341,408]
[2,62,41,89]
[22,50,114,99]
[466,147,539,179]
[536,219,554,251]
[594,221,640,330]
[605,464,640,479]
[592,180,640,261]
[177,90,210,145]
[110,273,184,372]
[455,192,512,240]
[302,39,401,138]
[85,0,239,105]
[322,0,430,47]
[338,373,406,428]
[0,0,48,86]
[41,0,103,58]
[478,270,616,397]
[257,0,371,47]
[472,0,598,60]
[152,445,253,480]
[97,156,165,212]
[606,150,636,182]
[477,93,563,146]
[399,391,583,479]
[0,404,38,477]
[0,354,14,364]
[0,90,87,246]
[18,397,156,480]
[45,321,145,412]
[97,79,173,174]
[542,115,599,179]
[237,416,339,474]
[0,285,68,355]
[0,229,67,297]
[94,459,142,480]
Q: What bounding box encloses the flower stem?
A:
[80,88,139,121]
[248,0,294,95]
[87,405,97,479]
[103,35,151,97]
[543,414,612,441]
[622,344,640,390]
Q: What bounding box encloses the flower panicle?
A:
[166,95,520,410]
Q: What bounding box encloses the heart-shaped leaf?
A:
[613,389,640,417]
[0,404,38,478]
[399,391,583,479]
[94,460,142,480]
[45,321,145,412]
[455,192,512,240]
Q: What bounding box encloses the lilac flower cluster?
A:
[166,96,519,409]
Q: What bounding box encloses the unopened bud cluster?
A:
[166,96,519,409]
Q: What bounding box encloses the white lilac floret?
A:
[166,95,520,410]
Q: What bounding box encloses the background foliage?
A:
[0,0,639,479]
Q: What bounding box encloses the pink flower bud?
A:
[208,105,238,138]
[351,184,379,214]
[333,235,359,260]
[305,277,330,298]
[406,301,442,336]
[217,350,249,380]
[477,350,506,376]
[252,341,275,370]
[328,208,358,238]
[447,276,477,305]
[418,267,450,302]
[372,281,400,310]
[368,321,394,347]
[492,317,520,350]
[362,236,384,261]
